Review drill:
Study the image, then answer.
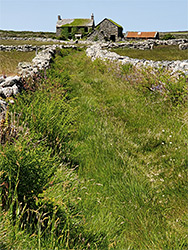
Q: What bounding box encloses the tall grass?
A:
[0,48,188,249]
[0,51,35,75]
[111,45,188,61]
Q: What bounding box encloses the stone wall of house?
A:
[56,27,61,37]
[87,30,105,42]
[88,19,122,42]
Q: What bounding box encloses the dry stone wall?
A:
[101,39,188,50]
[0,44,76,120]
[86,44,188,75]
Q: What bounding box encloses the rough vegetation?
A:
[0,30,56,39]
[0,51,35,75]
[0,47,188,249]
[111,45,188,61]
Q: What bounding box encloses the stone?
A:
[86,44,188,75]
[0,75,21,88]
[0,87,13,98]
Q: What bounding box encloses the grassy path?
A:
[46,50,188,249]
[1,48,188,249]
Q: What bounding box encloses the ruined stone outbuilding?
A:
[125,31,159,40]
[87,18,123,42]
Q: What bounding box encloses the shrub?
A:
[60,27,69,40]
[162,33,175,40]
[94,35,99,41]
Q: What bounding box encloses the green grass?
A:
[111,45,188,61]
[0,51,35,75]
[0,39,63,46]
[0,48,188,249]
[159,31,188,39]
[0,29,56,38]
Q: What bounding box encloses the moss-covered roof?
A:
[56,19,94,28]
[108,19,123,28]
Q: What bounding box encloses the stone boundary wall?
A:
[0,36,61,43]
[1,36,187,50]
[0,44,52,52]
[179,43,188,50]
[86,44,188,75]
[101,39,188,50]
[0,36,92,45]
[0,44,77,119]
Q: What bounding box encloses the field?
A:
[0,47,188,249]
[111,45,188,61]
[0,39,63,46]
[0,51,35,75]
[0,29,56,38]
[160,31,188,39]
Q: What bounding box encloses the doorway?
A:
[110,35,116,42]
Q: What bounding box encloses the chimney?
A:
[91,13,94,21]
[58,15,61,21]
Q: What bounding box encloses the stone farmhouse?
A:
[87,18,123,42]
[56,14,123,42]
[56,14,95,39]
[56,14,159,42]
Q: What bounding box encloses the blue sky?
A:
[0,0,188,32]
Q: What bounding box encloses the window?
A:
[68,27,72,33]
[85,27,88,33]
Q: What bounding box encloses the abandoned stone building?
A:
[125,31,159,39]
[56,14,95,39]
[87,18,123,42]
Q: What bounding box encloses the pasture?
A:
[0,51,35,75]
[111,45,188,61]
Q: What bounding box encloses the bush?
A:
[162,33,175,40]
[60,27,69,40]
[94,35,99,41]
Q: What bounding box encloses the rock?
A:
[0,76,5,84]
[0,99,7,111]
[0,75,21,88]
[0,87,13,98]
